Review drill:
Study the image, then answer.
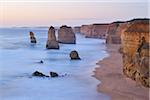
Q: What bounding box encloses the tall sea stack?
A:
[46,26,59,49]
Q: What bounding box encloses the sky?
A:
[0,0,149,27]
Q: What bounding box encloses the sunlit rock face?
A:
[29,31,37,43]
[121,19,150,88]
[73,26,81,33]
[46,26,59,49]
[58,25,76,44]
[80,24,109,39]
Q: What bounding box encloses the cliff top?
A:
[125,20,149,33]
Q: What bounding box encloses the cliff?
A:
[80,24,109,39]
[121,19,149,87]
[106,21,128,44]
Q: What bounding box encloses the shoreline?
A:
[93,44,149,100]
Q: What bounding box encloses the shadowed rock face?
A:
[58,25,76,44]
[69,50,81,60]
[106,22,129,44]
[80,24,109,39]
[73,26,81,33]
[46,26,59,49]
[121,19,150,88]
[29,31,37,43]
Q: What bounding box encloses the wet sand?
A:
[93,44,149,100]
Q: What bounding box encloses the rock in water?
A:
[29,31,37,43]
[46,26,59,49]
[70,50,81,60]
[58,25,76,44]
[50,72,59,77]
[32,71,47,77]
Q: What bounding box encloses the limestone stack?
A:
[58,25,76,44]
[29,31,37,43]
[46,26,59,49]
[121,19,149,87]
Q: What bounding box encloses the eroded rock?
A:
[29,31,37,43]
[46,26,59,49]
[70,50,81,60]
[58,25,76,44]
[32,71,48,77]
[50,72,59,77]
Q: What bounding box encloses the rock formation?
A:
[121,19,149,87]
[29,31,37,43]
[80,24,109,38]
[70,50,81,60]
[73,26,81,33]
[58,25,76,44]
[50,72,59,77]
[105,21,129,44]
[32,71,49,77]
[46,26,59,49]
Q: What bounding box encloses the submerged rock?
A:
[32,71,48,77]
[58,25,76,44]
[50,72,59,77]
[70,50,81,60]
[29,31,37,43]
[46,26,59,49]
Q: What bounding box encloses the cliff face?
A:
[58,25,76,44]
[121,19,149,87]
[80,24,109,39]
[106,22,128,44]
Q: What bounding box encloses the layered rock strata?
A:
[121,19,149,88]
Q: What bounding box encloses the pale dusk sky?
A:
[0,0,149,27]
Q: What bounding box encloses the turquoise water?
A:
[0,27,109,100]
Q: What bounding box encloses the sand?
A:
[93,44,149,100]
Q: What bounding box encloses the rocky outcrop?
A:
[29,31,37,43]
[46,26,59,49]
[70,50,81,60]
[50,72,59,77]
[80,24,109,38]
[73,26,81,33]
[58,25,76,44]
[32,71,49,77]
[121,19,149,88]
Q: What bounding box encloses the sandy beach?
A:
[93,44,149,100]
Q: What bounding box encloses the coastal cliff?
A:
[121,19,149,87]
[106,22,128,44]
[80,24,109,38]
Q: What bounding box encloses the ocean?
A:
[0,27,110,100]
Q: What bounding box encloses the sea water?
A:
[0,27,110,100]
